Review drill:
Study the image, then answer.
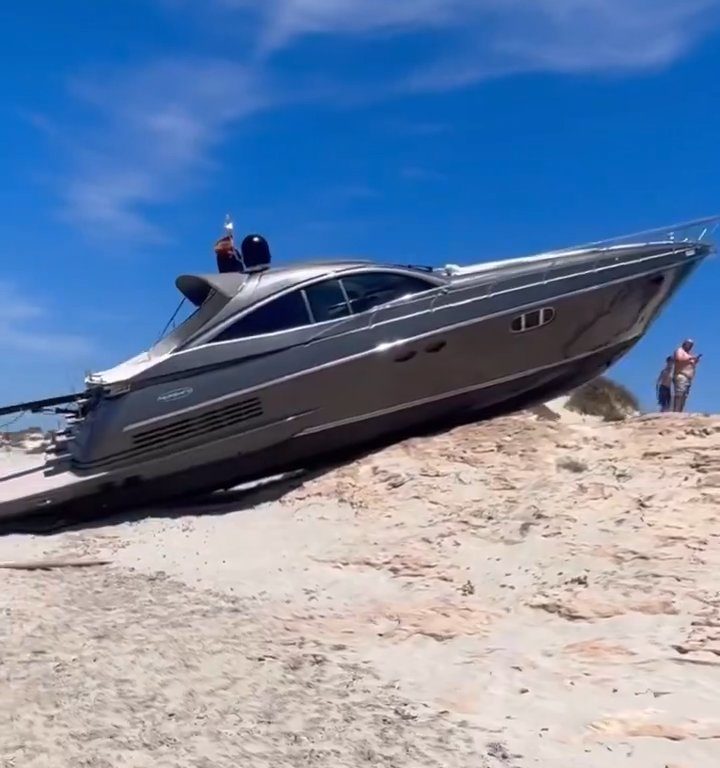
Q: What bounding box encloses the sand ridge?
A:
[2,410,720,766]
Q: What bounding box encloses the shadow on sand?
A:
[0,466,329,537]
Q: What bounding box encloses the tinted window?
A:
[213,290,311,341]
[341,272,431,314]
[524,310,541,329]
[304,279,351,322]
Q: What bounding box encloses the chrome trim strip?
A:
[123,255,698,433]
[422,245,686,318]
[179,244,696,354]
[296,335,637,436]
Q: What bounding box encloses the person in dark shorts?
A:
[656,356,673,412]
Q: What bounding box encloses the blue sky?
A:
[1,0,720,420]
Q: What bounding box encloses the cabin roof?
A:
[175,259,441,307]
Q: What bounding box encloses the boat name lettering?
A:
[157,387,194,403]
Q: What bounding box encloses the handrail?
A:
[301,224,716,342]
[425,240,704,319]
[556,213,720,251]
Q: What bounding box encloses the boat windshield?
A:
[149,289,227,356]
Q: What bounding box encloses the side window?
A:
[303,279,351,322]
[340,272,432,315]
[510,307,555,334]
[213,290,311,341]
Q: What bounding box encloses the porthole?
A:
[510,307,556,333]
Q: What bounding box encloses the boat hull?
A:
[0,335,633,528]
[0,243,705,525]
[69,246,698,474]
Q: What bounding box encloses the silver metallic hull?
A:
[0,227,713,526]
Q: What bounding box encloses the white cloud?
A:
[225,0,474,50]
[59,58,273,242]
[0,283,92,359]
[223,0,720,76]
[0,289,43,323]
[48,0,720,241]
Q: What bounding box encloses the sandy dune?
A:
[2,410,720,767]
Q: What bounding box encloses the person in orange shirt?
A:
[214,231,242,273]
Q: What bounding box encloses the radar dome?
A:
[240,234,271,271]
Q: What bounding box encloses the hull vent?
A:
[131,397,264,453]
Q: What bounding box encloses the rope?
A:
[0,411,27,431]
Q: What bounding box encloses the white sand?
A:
[2,412,720,766]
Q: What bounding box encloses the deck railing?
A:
[567,214,720,252]
[309,215,719,341]
[433,214,719,306]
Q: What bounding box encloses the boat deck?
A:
[0,452,106,522]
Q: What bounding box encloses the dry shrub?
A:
[566,376,640,422]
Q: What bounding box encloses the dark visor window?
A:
[213,290,311,341]
[304,279,351,322]
[341,272,431,314]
